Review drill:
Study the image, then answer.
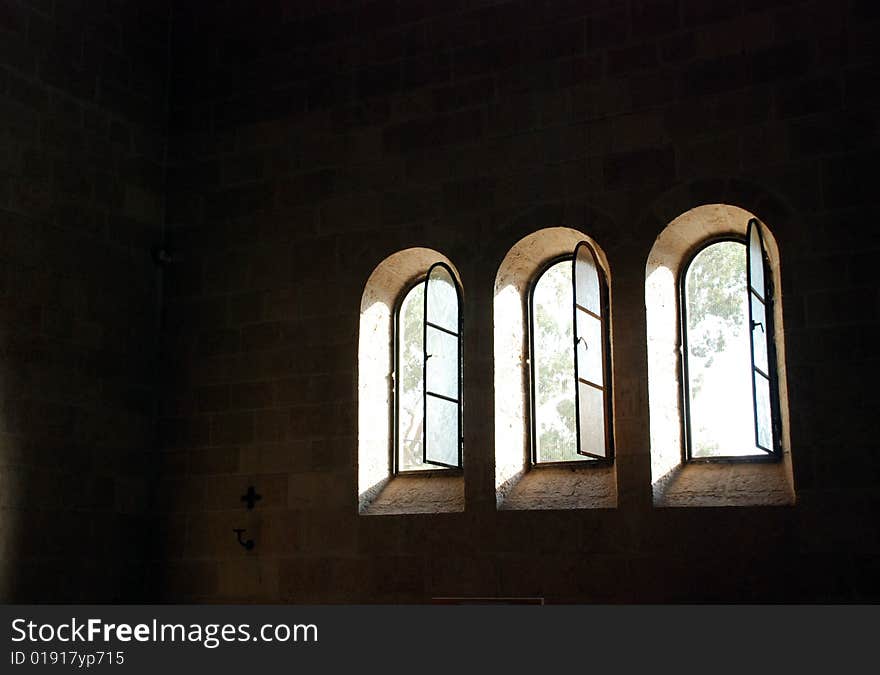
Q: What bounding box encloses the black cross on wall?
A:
[240,485,262,510]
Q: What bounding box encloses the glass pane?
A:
[750,293,768,374]
[574,242,601,315]
[684,241,759,457]
[397,282,426,471]
[426,265,458,334]
[532,261,586,463]
[425,395,459,467]
[748,220,765,301]
[576,309,603,386]
[578,381,607,459]
[754,372,773,452]
[425,325,459,400]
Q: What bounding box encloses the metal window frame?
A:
[678,233,782,463]
[572,241,613,461]
[746,218,783,456]
[422,262,464,469]
[527,251,614,467]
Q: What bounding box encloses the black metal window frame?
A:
[391,262,463,475]
[526,248,614,467]
[678,227,783,464]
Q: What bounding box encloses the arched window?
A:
[646,204,794,507]
[529,242,612,464]
[359,249,465,515]
[394,263,463,472]
[680,220,780,460]
[494,227,616,510]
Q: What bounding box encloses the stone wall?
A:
[0,0,170,601]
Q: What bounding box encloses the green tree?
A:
[685,241,746,364]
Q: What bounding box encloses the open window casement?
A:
[746,218,780,455]
[422,262,463,469]
[572,241,612,460]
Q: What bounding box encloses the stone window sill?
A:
[360,473,464,515]
[498,463,617,511]
[653,460,795,508]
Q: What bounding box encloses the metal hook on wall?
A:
[233,528,254,551]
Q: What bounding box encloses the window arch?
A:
[494,227,616,510]
[359,249,464,515]
[646,204,794,507]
